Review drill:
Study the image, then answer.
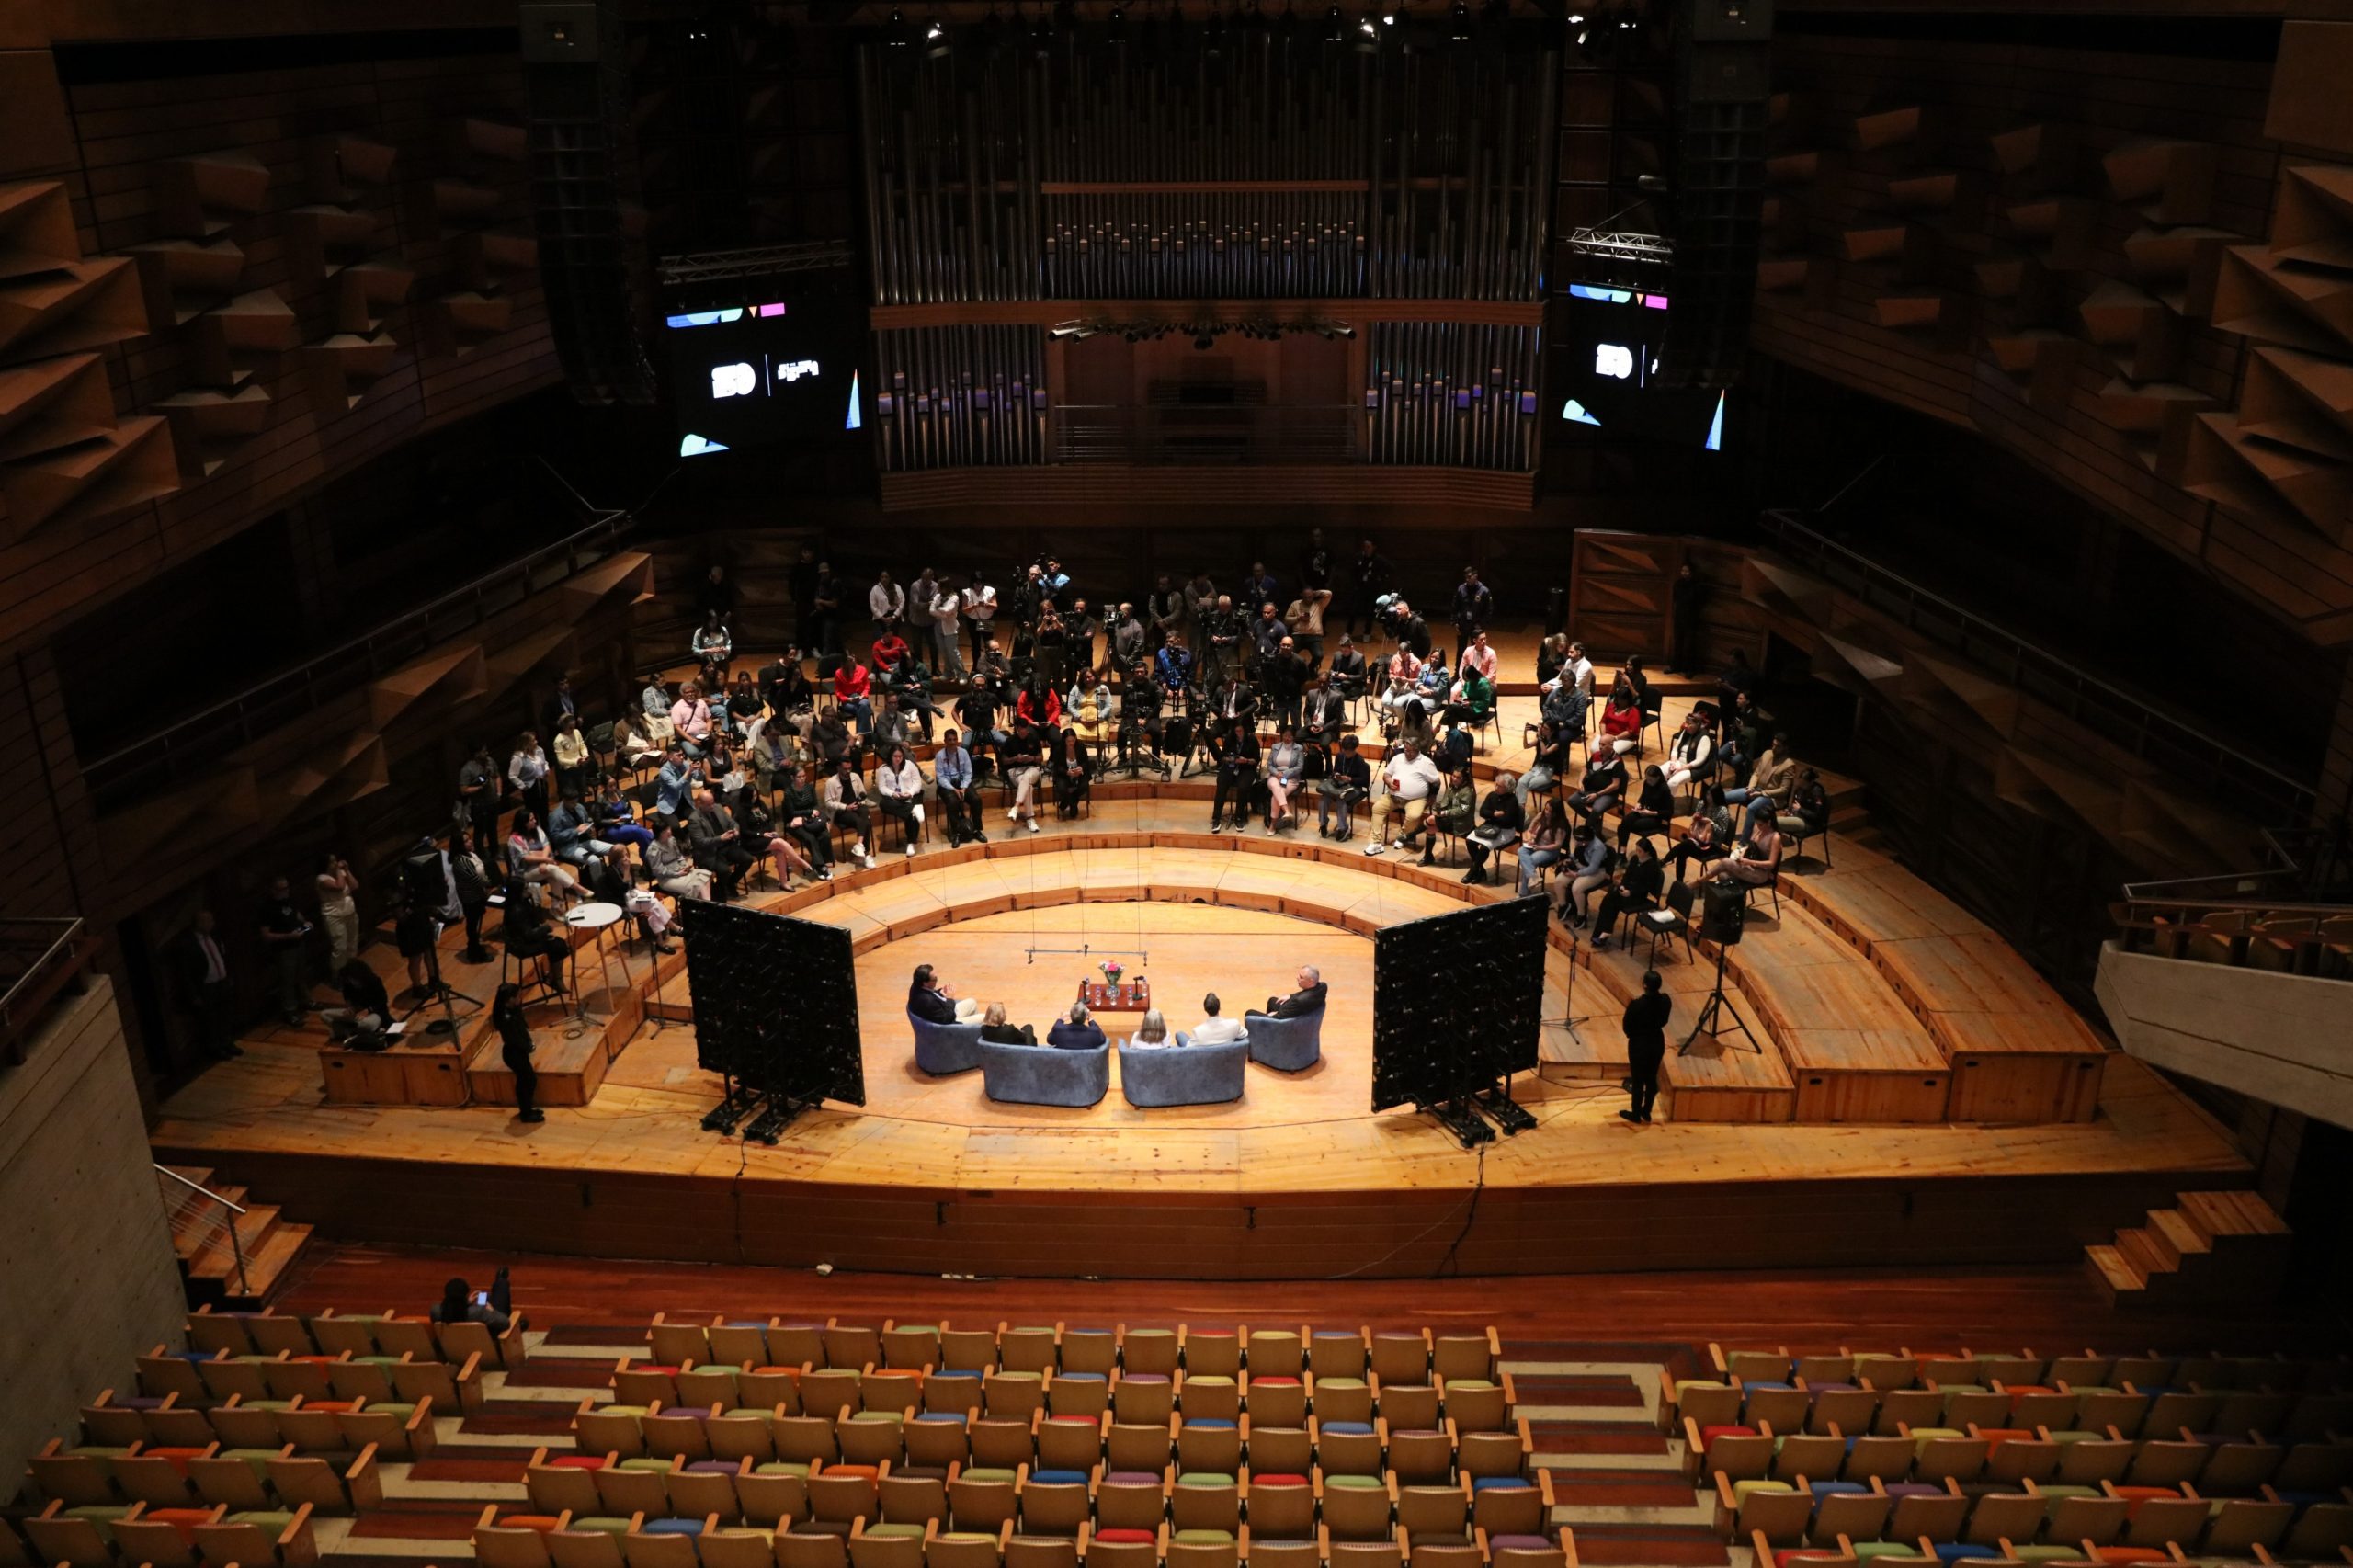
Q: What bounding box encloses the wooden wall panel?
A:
[0,43,561,662]
[1748,24,2353,647]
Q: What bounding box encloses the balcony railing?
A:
[1049,403,1360,466]
[0,917,94,1067]
[1755,508,2319,829]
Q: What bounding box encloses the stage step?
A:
[158,1165,313,1309]
[2086,1188,2290,1310]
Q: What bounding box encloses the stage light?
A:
[1322,3,1346,40]
[1106,1,1128,40]
[1446,0,1471,38]
[884,7,914,46]
[923,13,950,56]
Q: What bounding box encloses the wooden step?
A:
[232,1221,316,1301]
[2148,1206,2211,1262]
[181,1201,285,1283]
[2115,1225,2176,1280]
[2085,1244,2146,1301]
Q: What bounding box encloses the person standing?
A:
[258,877,312,1027]
[1450,566,1493,665]
[459,744,503,859]
[182,910,242,1061]
[1620,970,1672,1124]
[961,569,999,665]
[1348,537,1392,639]
[449,829,493,963]
[493,983,543,1123]
[929,576,966,681]
[315,852,362,975]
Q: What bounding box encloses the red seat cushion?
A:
[503,1515,565,1532]
[1096,1530,1157,1544]
[144,1508,215,1543]
[1699,1426,1758,1449]
[1975,1428,2031,1450]
[821,1464,881,1479]
[1254,1475,1309,1486]
[551,1456,609,1471]
[144,1448,208,1475]
[2095,1551,2168,1563]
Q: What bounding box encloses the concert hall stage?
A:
[150,796,2252,1281]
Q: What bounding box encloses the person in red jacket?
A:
[835,659,875,734]
[1017,677,1063,730]
[870,630,913,688]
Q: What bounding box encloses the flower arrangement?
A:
[1099,960,1124,986]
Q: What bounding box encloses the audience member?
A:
[506,809,581,903]
[1264,724,1305,833]
[933,729,983,846]
[1450,565,1492,662]
[449,830,493,962]
[1464,772,1524,886]
[1666,786,1733,884]
[315,852,361,975]
[459,743,503,858]
[1318,733,1370,840]
[961,570,998,664]
[645,820,712,904]
[1556,818,1612,923]
[1347,538,1392,639]
[687,788,757,900]
[869,569,906,635]
[1210,716,1261,833]
[1518,798,1574,903]
[875,744,927,854]
[1598,676,1643,756]
[258,876,312,1027]
[1619,764,1675,848]
[1003,721,1045,835]
[1428,765,1475,864]
[1663,710,1714,793]
[1051,724,1092,820]
[500,877,572,996]
[182,909,240,1061]
[433,1267,517,1333]
[1367,735,1441,857]
[834,659,875,734]
[493,983,542,1123]
[824,757,880,867]
[1590,837,1665,949]
[692,610,733,687]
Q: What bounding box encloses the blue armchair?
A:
[979,1039,1110,1108]
[1119,1037,1248,1108]
[1244,1007,1324,1072]
[909,1009,984,1076]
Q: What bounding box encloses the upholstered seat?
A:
[1242,1008,1324,1072]
[978,1040,1110,1108]
[910,1011,985,1076]
[1119,1038,1247,1108]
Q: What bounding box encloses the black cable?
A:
[1433,1141,1487,1278]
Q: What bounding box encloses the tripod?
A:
[1549,923,1601,1051]
[399,915,481,1037]
[1679,943,1763,1054]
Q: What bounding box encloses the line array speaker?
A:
[522,0,659,405]
[1656,0,1773,390]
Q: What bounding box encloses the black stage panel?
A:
[680,901,865,1106]
[1370,896,1547,1111]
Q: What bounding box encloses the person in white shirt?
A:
[1381,646,1425,711]
[874,744,927,858]
[508,731,551,821]
[670,682,715,757]
[961,570,998,665]
[928,584,965,680]
[1542,639,1595,710]
[868,572,906,636]
[1189,993,1247,1045]
[1367,736,1443,856]
[1460,630,1499,681]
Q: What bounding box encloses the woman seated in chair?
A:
[1426,764,1476,868]
[1263,723,1306,833]
[1661,710,1715,794]
[979,1001,1035,1046]
[1050,724,1093,820]
[1519,718,1574,808]
[1564,748,1629,833]
[1126,1008,1173,1049]
[1518,796,1573,902]
[1598,675,1644,757]
[1067,668,1116,744]
[499,879,573,997]
[1700,809,1781,887]
[1666,784,1733,884]
[1618,764,1676,848]
[1590,837,1666,950]
[1463,771,1523,887]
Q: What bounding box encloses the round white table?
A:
[564,901,625,1022]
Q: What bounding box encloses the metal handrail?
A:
[1754,507,2320,826]
[0,916,91,1066]
[154,1164,249,1297]
[85,506,633,810]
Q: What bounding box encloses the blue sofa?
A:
[909,1010,985,1076]
[1119,1037,1248,1108]
[1244,1007,1324,1072]
[979,1039,1110,1108]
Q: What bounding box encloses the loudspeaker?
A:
[1700,877,1747,945]
[522,0,659,405]
[1655,0,1772,390]
[1371,896,1548,1111]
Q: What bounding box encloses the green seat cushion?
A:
[867,1525,930,1539]
[573,1517,635,1534]
[356,1357,407,1366]
[961,1468,1019,1483]
[1732,1481,1795,1500]
[1176,1531,1235,1545]
[1317,1378,1366,1391]
[64,1506,132,1537]
[1325,1475,1385,1490]
[993,1372,1042,1384]
[944,1534,1001,1543]
[755,1462,813,1476]
[2040,1485,2098,1499]
[222,1448,284,1477]
[596,1405,652,1417]
[1178,1474,1233,1487]
[2012,1551,2084,1562]
[1673,1381,1729,1400]
[849,1412,904,1424]
[366,1402,416,1417]
[1445,1380,1495,1392]
[1187,1377,1235,1388]
[1851,1545,1923,1562]
[231,1511,297,1529]
[620,1458,677,1471]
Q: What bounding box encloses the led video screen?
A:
[666,281,868,458]
[1549,286,1728,449]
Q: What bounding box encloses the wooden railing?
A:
[0,917,96,1066]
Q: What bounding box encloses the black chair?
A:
[1639,691,1665,756]
[1639,879,1698,968]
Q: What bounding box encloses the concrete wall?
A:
[2096,943,2353,1135]
[0,977,187,1494]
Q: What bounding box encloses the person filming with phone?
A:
[431,1267,519,1334]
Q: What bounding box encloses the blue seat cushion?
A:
[1811,1482,1869,1497]
[1031,1470,1089,1486]
[645,1519,706,1537]
[1473,1477,1533,1492]
[1185,1419,1237,1430]
[1321,1421,1373,1435]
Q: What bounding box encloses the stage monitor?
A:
[1549,287,1729,449]
[1370,896,1547,1112]
[665,276,869,458]
[679,901,866,1107]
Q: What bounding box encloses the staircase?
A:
[155,1165,314,1309]
[2085,1188,2290,1309]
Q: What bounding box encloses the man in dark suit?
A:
[1620,969,1673,1124]
[686,789,756,903]
[1046,1002,1108,1051]
[908,962,958,1024]
[542,675,582,738]
[180,909,242,1061]
[1257,965,1329,1020]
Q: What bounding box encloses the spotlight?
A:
[885,7,914,45]
[1107,1,1128,40]
[1323,3,1345,40]
[923,13,950,55]
[1446,0,1471,38]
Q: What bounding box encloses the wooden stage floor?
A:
[152,802,2251,1279]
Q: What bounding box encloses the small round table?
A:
[564,901,626,1023]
